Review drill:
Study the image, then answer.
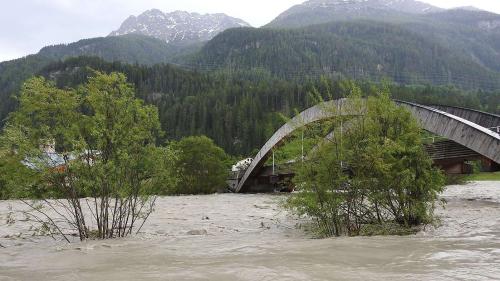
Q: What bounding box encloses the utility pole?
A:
[272,150,275,175]
[340,120,343,168]
[301,129,304,163]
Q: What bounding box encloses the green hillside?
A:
[267,5,500,75]
[0,34,201,124]
[190,21,500,90]
[29,57,500,155]
[38,34,201,65]
[2,5,500,155]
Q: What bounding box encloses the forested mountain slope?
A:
[2,2,500,155]
[409,10,500,73]
[0,55,53,125]
[267,1,500,75]
[190,21,500,90]
[0,34,201,123]
[38,34,201,65]
[19,57,500,155]
[267,0,442,28]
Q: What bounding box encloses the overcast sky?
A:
[1,0,499,63]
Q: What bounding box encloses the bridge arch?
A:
[234,99,500,193]
[425,104,500,132]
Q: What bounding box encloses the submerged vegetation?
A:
[1,72,165,241]
[285,86,445,237]
[0,64,493,240]
[0,72,228,241]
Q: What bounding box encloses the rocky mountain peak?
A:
[110,10,251,45]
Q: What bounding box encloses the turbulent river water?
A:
[1,181,499,281]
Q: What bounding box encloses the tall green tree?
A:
[350,91,445,227]
[170,136,229,194]
[1,72,175,241]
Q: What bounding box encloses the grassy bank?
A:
[467,172,500,181]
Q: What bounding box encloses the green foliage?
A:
[2,9,500,135]
[193,21,500,90]
[146,146,181,195]
[0,148,41,199]
[0,34,201,126]
[286,86,445,237]
[169,136,229,195]
[1,56,500,157]
[0,72,173,240]
[35,57,324,155]
[38,34,201,66]
[267,122,327,166]
[0,55,52,125]
[467,172,500,181]
[267,7,500,75]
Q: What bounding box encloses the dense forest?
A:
[0,34,201,123]
[38,34,202,65]
[268,7,500,74]
[0,55,53,125]
[1,56,496,156]
[191,21,500,90]
[2,8,500,133]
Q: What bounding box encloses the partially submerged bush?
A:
[286,87,445,237]
[1,72,173,241]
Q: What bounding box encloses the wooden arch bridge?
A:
[231,99,500,193]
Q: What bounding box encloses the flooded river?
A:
[1,181,499,280]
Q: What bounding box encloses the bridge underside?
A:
[425,140,500,174]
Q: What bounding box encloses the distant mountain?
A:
[0,34,203,124]
[267,0,443,28]
[2,2,500,129]
[262,0,500,77]
[190,21,500,90]
[109,9,250,44]
[394,10,500,72]
[454,6,484,12]
[38,34,201,65]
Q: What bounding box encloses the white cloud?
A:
[0,48,25,63]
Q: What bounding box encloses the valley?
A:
[1,1,500,280]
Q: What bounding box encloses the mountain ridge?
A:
[2,2,500,126]
[109,9,250,45]
[37,34,201,65]
[190,20,500,90]
[267,0,443,28]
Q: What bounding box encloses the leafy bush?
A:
[0,72,172,241]
[286,85,445,237]
[169,136,229,195]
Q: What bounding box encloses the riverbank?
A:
[468,171,500,181]
[1,181,499,280]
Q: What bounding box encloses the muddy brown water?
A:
[1,181,499,280]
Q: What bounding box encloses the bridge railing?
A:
[490,126,500,134]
